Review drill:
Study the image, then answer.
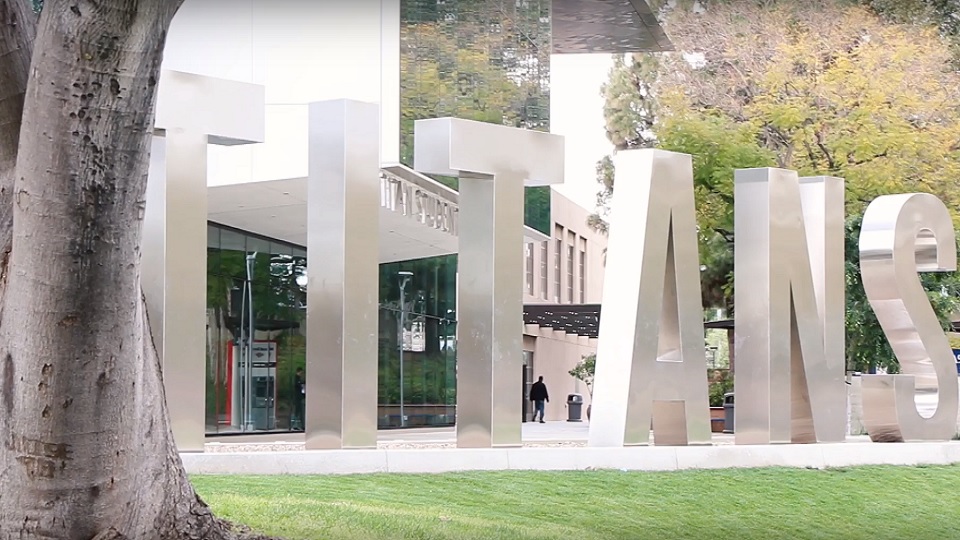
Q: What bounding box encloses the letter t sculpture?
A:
[414,118,564,448]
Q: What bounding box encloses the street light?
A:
[242,252,257,432]
[398,270,414,428]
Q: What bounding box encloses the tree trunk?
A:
[0,1,266,538]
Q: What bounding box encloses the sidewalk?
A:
[203,421,874,453]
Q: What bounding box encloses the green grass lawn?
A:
[193,465,960,540]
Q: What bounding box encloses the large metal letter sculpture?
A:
[734,169,846,445]
[414,118,563,448]
[144,71,264,451]
[305,100,380,449]
[588,150,711,447]
[859,193,958,442]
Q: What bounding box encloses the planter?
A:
[709,406,725,433]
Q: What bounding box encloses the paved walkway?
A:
[381,421,596,443]
[190,420,951,476]
[187,402,953,474]
[202,421,878,453]
[203,389,946,453]
[204,421,598,452]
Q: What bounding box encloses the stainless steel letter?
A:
[859,193,958,442]
[144,71,264,451]
[733,169,846,445]
[414,118,563,448]
[305,100,380,449]
[588,149,711,447]
[797,176,847,443]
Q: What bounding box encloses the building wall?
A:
[524,327,597,421]
[522,189,607,422]
[523,189,607,305]
[398,0,551,166]
[162,0,389,187]
[165,0,602,429]
[399,0,553,234]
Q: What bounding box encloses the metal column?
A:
[305,99,380,450]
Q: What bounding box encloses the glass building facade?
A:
[399,0,552,235]
[205,0,552,435]
[205,224,307,434]
[378,256,458,428]
[205,224,459,435]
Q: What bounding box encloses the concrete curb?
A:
[181,442,960,475]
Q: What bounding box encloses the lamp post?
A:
[243,252,257,432]
[398,270,413,428]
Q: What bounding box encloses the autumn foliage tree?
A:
[594,0,960,371]
[0,1,267,538]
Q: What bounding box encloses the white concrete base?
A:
[181,441,960,475]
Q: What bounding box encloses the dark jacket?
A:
[294,374,305,400]
[530,381,549,402]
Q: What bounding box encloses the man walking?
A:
[530,375,549,423]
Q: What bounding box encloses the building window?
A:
[566,243,574,303]
[540,241,548,299]
[524,242,534,295]
[554,238,562,303]
[579,247,586,303]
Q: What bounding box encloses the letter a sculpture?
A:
[589,149,711,447]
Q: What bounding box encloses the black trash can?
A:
[567,393,583,422]
[723,392,735,433]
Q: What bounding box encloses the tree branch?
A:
[714,228,735,243]
[814,130,837,170]
[847,150,888,166]
[802,140,820,169]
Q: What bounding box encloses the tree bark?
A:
[0,1,266,538]
[0,0,35,302]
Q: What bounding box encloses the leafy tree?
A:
[0,0,260,537]
[587,156,614,234]
[571,354,735,407]
[568,354,596,398]
[866,0,960,49]
[601,53,659,152]
[654,97,775,312]
[594,0,960,369]
[708,369,734,407]
[588,54,661,234]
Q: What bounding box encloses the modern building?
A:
[151,0,669,447]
